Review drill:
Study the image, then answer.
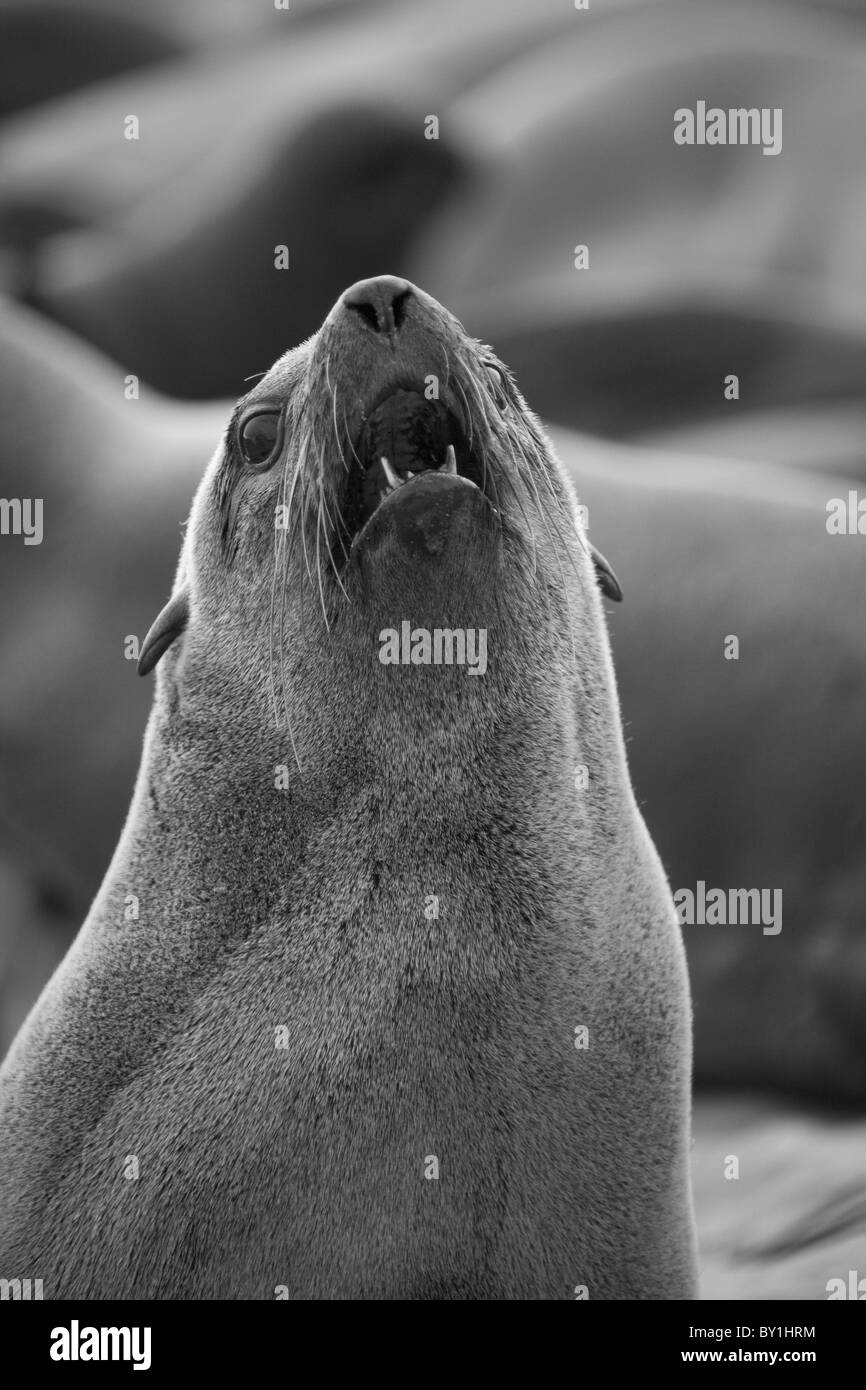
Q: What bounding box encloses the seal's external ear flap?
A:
[138,586,190,676]
[590,543,623,602]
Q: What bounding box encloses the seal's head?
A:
[139,276,621,772]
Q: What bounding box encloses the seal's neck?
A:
[92,638,636,948]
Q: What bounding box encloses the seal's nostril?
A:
[342,275,414,337]
[352,300,381,334]
[391,288,412,332]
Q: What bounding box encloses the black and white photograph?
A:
[0,0,864,1340]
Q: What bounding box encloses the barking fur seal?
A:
[0,277,697,1300]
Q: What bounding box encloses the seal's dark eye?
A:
[238,410,282,469]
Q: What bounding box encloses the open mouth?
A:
[340,388,486,553]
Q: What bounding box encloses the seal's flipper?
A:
[138,586,190,675]
[590,544,623,602]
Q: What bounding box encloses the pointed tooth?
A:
[380,456,402,491]
[439,444,457,475]
[405,470,415,480]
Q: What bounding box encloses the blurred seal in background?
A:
[0,298,214,1047]
[24,101,465,397]
[557,432,866,1102]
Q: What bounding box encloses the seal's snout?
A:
[341,275,414,340]
[325,277,495,560]
[320,275,501,571]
